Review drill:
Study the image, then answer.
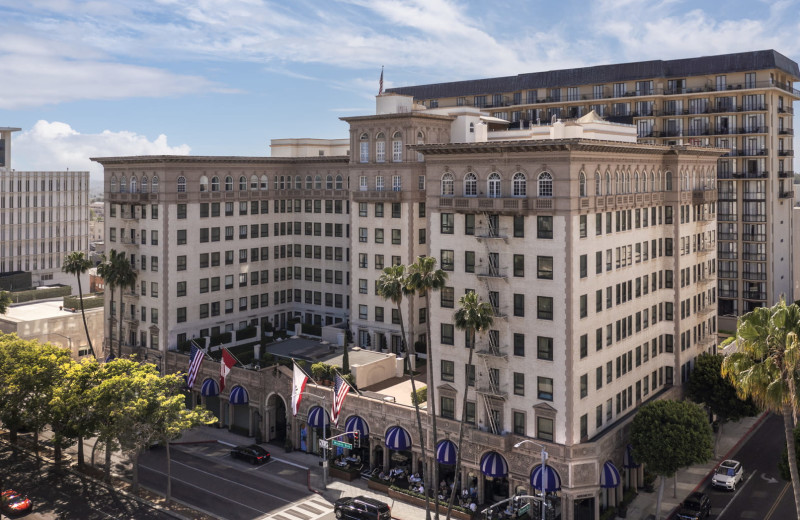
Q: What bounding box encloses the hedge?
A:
[411,387,427,405]
[63,294,104,310]
[9,286,71,304]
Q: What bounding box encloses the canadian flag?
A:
[291,362,309,416]
[219,348,236,392]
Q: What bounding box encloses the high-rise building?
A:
[388,49,799,331]
[0,127,90,285]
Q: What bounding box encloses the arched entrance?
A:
[200,378,220,424]
[344,415,370,468]
[229,385,250,435]
[266,393,287,444]
[530,463,563,520]
[436,439,458,497]
[481,451,510,504]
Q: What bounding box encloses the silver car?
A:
[711,459,743,490]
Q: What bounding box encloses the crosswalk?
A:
[261,496,334,520]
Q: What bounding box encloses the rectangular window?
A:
[537,296,553,320]
[440,397,455,420]
[441,360,455,382]
[465,251,475,273]
[465,214,475,235]
[537,336,553,360]
[513,215,524,237]
[537,256,553,279]
[441,323,454,345]
[513,411,525,435]
[580,254,587,278]
[580,374,588,398]
[537,377,554,401]
[176,255,186,271]
[440,286,455,308]
[441,213,454,234]
[513,294,525,317]
[466,402,476,424]
[513,372,525,396]
[579,215,587,238]
[441,250,454,271]
[514,333,525,356]
[537,216,553,239]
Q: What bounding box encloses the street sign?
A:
[332,440,353,449]
[517,503,530,517]
[319,439,329,449]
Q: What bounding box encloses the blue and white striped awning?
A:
[308,406,327,429]
[480,451,508,478]
[384,426,412,451]
[200,378,219,397]
[345,415,370,439]
[436,440,458,465]
[229,386,248,405]
[623,444,640,468]
[530,464,562,492]
[600,461,621,488]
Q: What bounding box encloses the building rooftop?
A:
[1,299,100,323]
[264,337,396,367]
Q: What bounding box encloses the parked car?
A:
[1,489,32,515]
[676,491,711,520]
[711,459,744,490]
[230,444,270,465]
[334,496,391,520]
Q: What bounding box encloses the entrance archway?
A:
[267,393,287,443]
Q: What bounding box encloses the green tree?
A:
[406,256,447,520]
[97,250,121,358]
[0,290,11,314]
[721,300,800,519]
[114,252,138,356]
[342,342,350,375]
[631,400,712,520]
[50,358,103,468]
[376,264,431,519]
[687,353,757,456]
[62,251,97,359]
[446,292,493,520]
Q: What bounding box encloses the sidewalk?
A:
[174,426,432,520]
[624,412,768,520]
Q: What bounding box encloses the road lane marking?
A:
[764,481,791,520]
[717,472,754,519]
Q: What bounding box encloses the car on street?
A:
[676,491,711,520]
[229,444,270,465]
[1,489,32,515]
[711,459,744,490]
[333,496,391,519]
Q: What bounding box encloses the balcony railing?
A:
[475,227,509,239]
[741,126,769,134]
[719,290,738,298]
[718,233,737,241]
[742,253,767,261]
[779,128,794,135]
[743,292,767,301]
[778,106,794,114]
[778,171,794,178]
[718,270,738,279]
[741,233,766,242]
[779,150,795,157]
[717,251,738,259]
[779,190,795,199]
[743,271,768,281]
[477,267,508,279]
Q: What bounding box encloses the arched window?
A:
[665,171,673,191]
[605,172,611,195]
[314,175,322,189]
[335,175,343,190]
[120,176,127,193]
[615,172,620,194]
[417,131,425,162]
[152,176,158,192]
[199,176,208,192]
[633,172,639,193]
[110,176,117,193]
[487,172,501,198]
[359,133,369,163]
[260,175,268,190]
[538,172,553,198]
[650,172,655,192]
[250,175,258,190]
[375,132,386,163]
[239,176,247,191]
[392,175,401,191]
[642,172,648,193]
[130,177,138,193]
[625,172,631,193]
[579,171,586,197]
[225,176,233,191]
[294,175,301,190]
[441,172,455,196]
[211,176,220,192]
[464,172,478,196]
[392,131,403,162]
[141,176,149,193]
[513,172,527,197]
[305,175,313,190]
[326,175,333,190]
[594,173,601,196]
[176,176,186,193]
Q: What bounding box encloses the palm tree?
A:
[721,299,800,519]
[407,256,447,519]
[376,265,431,520]
[114,254,138,356]
[96,251,119,359]
[62,252,97,359]
[446,291,493,520]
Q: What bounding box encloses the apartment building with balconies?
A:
[389,49,799,330]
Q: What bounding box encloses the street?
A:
[138,442,336,520]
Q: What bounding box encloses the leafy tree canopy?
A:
[687,353,758,422]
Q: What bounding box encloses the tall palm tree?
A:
[62,251,97,359]
[446,291,494,520]
[114,253,138,356]
[376,265,431,520]
[721,299,800,519]
[407,256,447,520]
[96,251,120,359]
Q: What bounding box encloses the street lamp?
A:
[513,439,549,520]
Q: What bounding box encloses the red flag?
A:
[219,348,236,392]
[291,362,309,416]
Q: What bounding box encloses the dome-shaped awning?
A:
[436,440,458,465]
[229,386,249,405]
[600,461,621,488]
[480,451,508,478]
[307,406,328,429]
[345,415,370,438]
[200,378,219,397]
[530,464,562,492]
[384,426,412,451]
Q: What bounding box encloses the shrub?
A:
[209,332,232,347]
[235,326,257,341]
[301,323,322,336]
[411,387,427,405]
[311,362,328,381]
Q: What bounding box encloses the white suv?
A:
[711,459,743,490]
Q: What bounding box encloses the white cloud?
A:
[11,121,191,182]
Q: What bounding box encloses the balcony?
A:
[477,267,508,279]
[476,341,508,360]
[692,189,716,203]
[779,150,794,157]
[661,129,683,137]
[743,292,767,301]
[741,233,766,242]
[687,128,711,137]
[741,104,767,112]
[743,271,768,281]
[719,290,738,298]
[779,190,795,199]
[739,147,768,157]
[475,227,509,240]
[741,126,768,134]
[742,214,767,222]
[779,171,794,178]
[120,212,139,221]
[476,384,507,400]
[778,106,794,114]
[742,253,767,261]
[718,270,738,279]
[437,196,532,212]
[120,236,138,245]
[779,128,794,135]
[490,306,508,319]
[718,233,737,241]
[717,251,738,259]
[353,190,402,202]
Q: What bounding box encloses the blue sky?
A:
[0,0,798,183]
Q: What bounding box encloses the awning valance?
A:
[480,451,508,478]
[201,378,219,397]
[229,386,248,405]
[436,440,458,465]
[530,464,562,492]
[345,415,370,438]
[308,406,327,429]
[384,426,412,451]
[600,461,621,488]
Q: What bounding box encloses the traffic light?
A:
[353,431,360,448]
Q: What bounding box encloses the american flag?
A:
[331,373,351,426]
[186,343,205,390]
[379,67,384,95]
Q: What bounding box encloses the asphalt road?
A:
[692,413,796,519]
[137,442,325,520]
[0,441,172,520]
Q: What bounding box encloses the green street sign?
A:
[517,503,530,516]
[332,440,353,449]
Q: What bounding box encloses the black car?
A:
[676,492,711,520]
[230,444,270,464]
[333,496,391,520]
